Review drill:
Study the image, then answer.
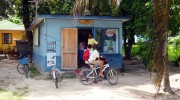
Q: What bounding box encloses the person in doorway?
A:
[79,42,85,50]
[78,42,86,67]
[88,33,98,50]
[86,47,104,77]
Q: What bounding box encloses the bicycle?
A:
[17,57,29,78]
[78,56,118,85]
[49,63,63,89]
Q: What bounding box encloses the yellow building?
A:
[0,20,25,53]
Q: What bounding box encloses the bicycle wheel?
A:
[106,68,118,85]
[55,77,59,88]
[55,70,63,82]
[24,64,29,78]
[17,64,29,74]
[78,67,95,85]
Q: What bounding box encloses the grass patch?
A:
[0,80,4,83]
[13,86,29,96]
[29,66,41,78]
[0,87,24,100]
[0,87,6,92]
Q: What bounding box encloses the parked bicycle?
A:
[48,61,63,89]
[17,57,29,78]
[78,56,118,85]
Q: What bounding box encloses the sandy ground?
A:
[0,59,180,100]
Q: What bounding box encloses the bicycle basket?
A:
[19,58,28,64]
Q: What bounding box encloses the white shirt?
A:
[89,50,93,56]
[88,49,99,62]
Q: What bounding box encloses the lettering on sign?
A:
[79,20,93,25]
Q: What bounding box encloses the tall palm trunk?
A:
[151,0,173,94]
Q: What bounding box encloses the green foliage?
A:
[131,41,152,66]
[120,0,152,59]
[120,0,151,35]
[168,33,180,61]
[131,33,180,67]
[169,0,180,35]
[29,66,41,78]
[38,0,73,14]
[0,0,15,19]
[0,87,24,100]
[13,86,28,96]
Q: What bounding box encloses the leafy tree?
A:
[0,0,15,19]
[38,0,73,14]
[169,0,180,36]
[13,0,34,53]
[119,0,151,60]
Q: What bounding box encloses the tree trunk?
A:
[26,31,33,54]
[21,0,33,54]
[163,54,174,94]
[163,65,174,94]
[123,28,135,60]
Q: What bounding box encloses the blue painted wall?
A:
[33,18,123,72]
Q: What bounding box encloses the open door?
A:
[61,28,78,70]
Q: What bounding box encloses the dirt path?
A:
[0,59,180,100]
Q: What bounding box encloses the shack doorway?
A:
[78,28,93,68]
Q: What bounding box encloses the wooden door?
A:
[61,28,78,70]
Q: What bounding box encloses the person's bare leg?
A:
[99,60,104,77]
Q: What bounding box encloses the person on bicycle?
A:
[86,46,104,77]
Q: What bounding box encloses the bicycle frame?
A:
[51,66,56,79]
[79,58,118,85]
[86,63,110,79]
[51,65,61,79]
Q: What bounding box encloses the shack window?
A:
[96,28,118,53]
[2,33,12,44]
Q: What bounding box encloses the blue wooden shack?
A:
[28,14,130,72]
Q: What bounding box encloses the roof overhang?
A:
[28,17,44,31]
[28,14,131,31]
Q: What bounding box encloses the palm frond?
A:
[109,0,122,8]
[73,0,90,16]
[150,0,170,93]
[72,0,121,16]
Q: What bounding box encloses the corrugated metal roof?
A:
[0,20,25,31]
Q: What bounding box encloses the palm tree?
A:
[151,0,174,94]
